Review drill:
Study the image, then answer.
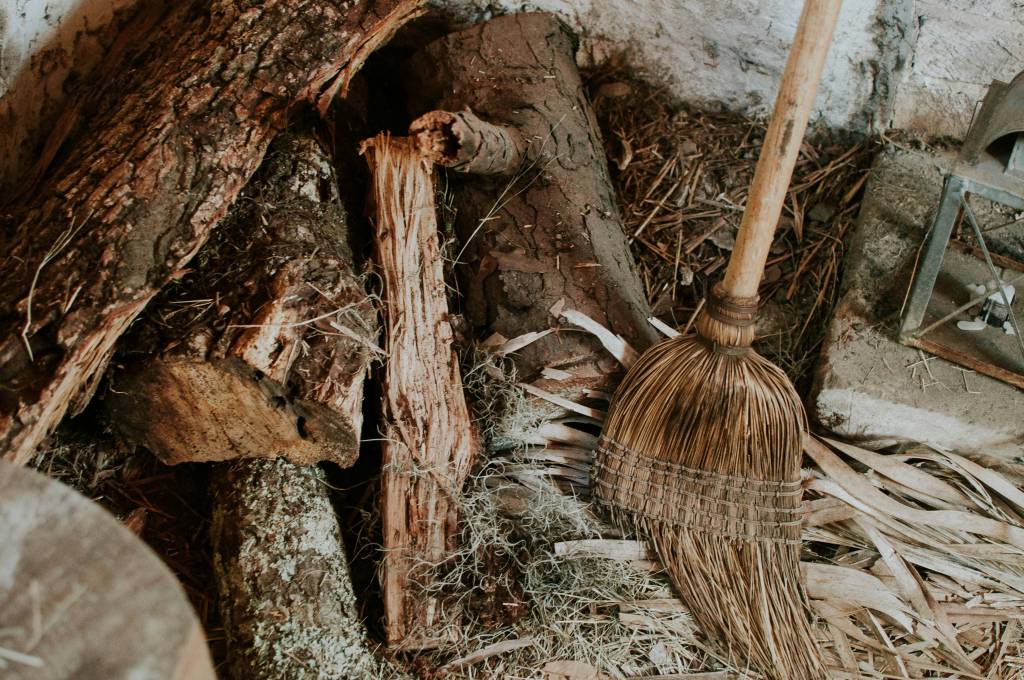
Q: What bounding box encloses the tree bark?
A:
[363,135,479,650]
[0,459,216,680]
[103,131,377,466]
[0,0,425,465]
[405,12,657,396]
[410,109,527,175]
[211,459,380,680]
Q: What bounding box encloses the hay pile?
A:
[414,319,1024,678]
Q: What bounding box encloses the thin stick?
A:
[911,271,1024,339]
[21,215,85,361]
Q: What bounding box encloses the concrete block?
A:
[811,147,1024,460]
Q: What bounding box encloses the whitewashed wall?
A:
[449,0,886,130]
[2,0,1023,193]
[890,0,1024,137]
[0,0,142,193]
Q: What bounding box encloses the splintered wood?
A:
[363,135,478,649]
[105,132,377,466]
[0,0,426,465]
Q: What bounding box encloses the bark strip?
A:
[405,12,657,397]
[103,131,377,466]
[0,0,424,465]
[363,135,479,650]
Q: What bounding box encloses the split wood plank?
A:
[363,135,479,649]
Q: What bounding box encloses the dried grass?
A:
[587,65,876,391]
[400,357,720,678]
[408,306,1024,677]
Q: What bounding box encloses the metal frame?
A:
[899,155,1024,389]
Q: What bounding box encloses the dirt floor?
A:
[29,63,879,677]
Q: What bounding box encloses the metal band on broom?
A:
[595,1,842,677]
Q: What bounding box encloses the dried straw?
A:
[442,312,1024,678]
[596,316,824,678]
[587,69,874,391]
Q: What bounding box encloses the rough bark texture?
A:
[406,12,657,394]
[210,458,379,680]
[364,136,479,650]
[410,109,527,175]
[0,459,215,680]
[0,0,424,465]
[103,131,377,466]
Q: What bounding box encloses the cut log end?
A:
[106,358,361,466]
[411,111,461,162]
[1,459,216,679]
[409,109,526,176]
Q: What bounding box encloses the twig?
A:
[21,214,86,361]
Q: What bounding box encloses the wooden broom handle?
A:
[722,0,843,299]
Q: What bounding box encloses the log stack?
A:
[104,131,377,467]
[0,0,424,465]
[0,6,656,678]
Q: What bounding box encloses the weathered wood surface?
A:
[0,459,215,679]
[211,459,380,679]
[406,12,657,395]
[104,131,377,466]
[410,109,527,176]
[363,135,479,649]
[0,0,425,465]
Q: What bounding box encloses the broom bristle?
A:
[595,287,825,679]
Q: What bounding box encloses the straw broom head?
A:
[595,285,825,679]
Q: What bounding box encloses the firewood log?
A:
[0,458,216,679]
[405,12,657,397]
[103,131,378,466]
[363,135,479,650]
[0,0,425,465]
[211,459,380,680]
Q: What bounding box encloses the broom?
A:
[594,1,841,677]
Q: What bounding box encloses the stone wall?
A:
[890,0,1024,138]
[2,0,1023,194]
[447,0,1024,138]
